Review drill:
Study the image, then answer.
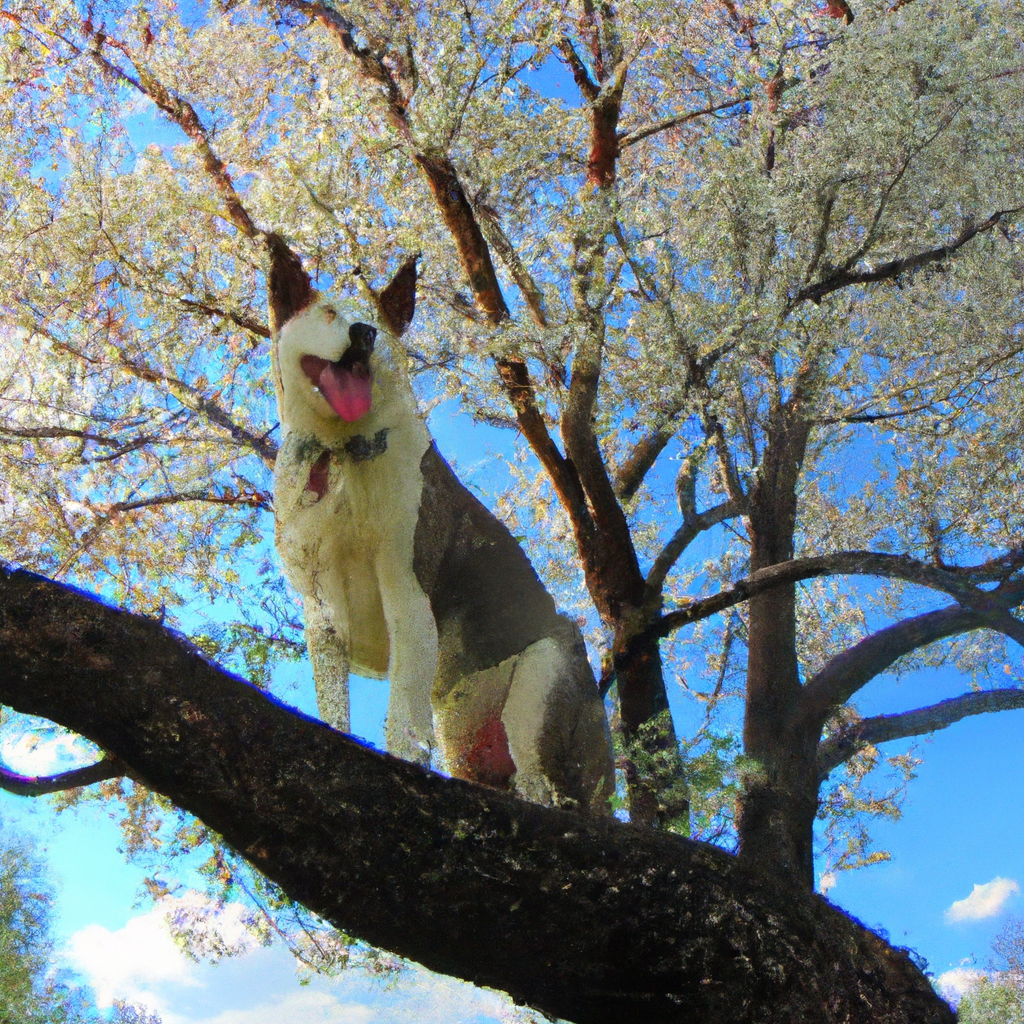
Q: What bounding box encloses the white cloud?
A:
[188,990,374,1024]
[67,911,380,1024]
[68,905,200,1015]
[934,968,987,1006]
[945,877,1020,922]
[68,903,542,1024]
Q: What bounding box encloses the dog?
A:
[271,261,614,813]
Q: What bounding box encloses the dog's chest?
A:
[273,425,427,594]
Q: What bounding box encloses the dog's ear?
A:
[378,255,419,337]
[266,232,315,333]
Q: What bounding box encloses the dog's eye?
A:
[321,306,338,323]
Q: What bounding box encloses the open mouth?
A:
[300,323,376,423]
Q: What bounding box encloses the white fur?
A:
[274,298,437,763]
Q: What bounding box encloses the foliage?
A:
[107,1002,163,1024]
[958,976,1024,1024]
[992,918,1024,978]
[952,916,1024,1023]
[0,824,158,1024]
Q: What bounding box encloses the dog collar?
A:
[292,429,389,466]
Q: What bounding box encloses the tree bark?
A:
[738,409,819,887]
[0,565,953,1024]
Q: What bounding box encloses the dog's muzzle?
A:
[300,322,378,423]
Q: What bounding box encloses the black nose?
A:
[349,323,377,354]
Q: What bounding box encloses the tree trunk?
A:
[738,411,819,888]
[0,566,953,1024]
[739,580,820,888]
[615,631,688,830]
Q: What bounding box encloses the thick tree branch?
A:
[790,208,1024,308]
[817,688,1024,780]
[0,757,126,796]
[0,565,953,1024]
[802,605,987,719]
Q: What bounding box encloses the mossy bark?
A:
[0,566,952,1024]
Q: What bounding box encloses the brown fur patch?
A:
[463,716,516,790]
[305,450,331,500]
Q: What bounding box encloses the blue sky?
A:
[2,402,1023,1020]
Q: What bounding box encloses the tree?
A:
[959,979,1024,1024]
[0,825,125,1024]
[958,917,1024,1024]
[0,0,1022,1017]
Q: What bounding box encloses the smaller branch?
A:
[556,37,600,101]
[55,485,271,579]
[116,355,278,468]
[817,688,1024,780]
[836,116,953,274]
[473,202,548,328]
[707,416,747,505]
[646,498,743,599]
[0,756,125,796]
[107,489,272,514]
[87,36,260,242]
[280,0,415,139]
[955,548,1024,582]
[790,208,1024,308]
[816,397,944,426]
[496,358,594,544]
[0,425,121,447]
[652,549,1024,641]
[719,0,761,53]
[174,298,270,339]
[618,96,751,148]
[803,193,836,284]
[613,412,683,500]
[80,25,312,336]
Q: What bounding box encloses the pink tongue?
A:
[319,363,372,422]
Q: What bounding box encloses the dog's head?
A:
[274,257,419,434]
[279,302,380,424]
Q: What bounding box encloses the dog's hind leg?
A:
[376,562,438,767]
[502,635,615,814]
[305,593,351,733]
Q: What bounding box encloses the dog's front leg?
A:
[376,561,438,767]
[304,593,351,733]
